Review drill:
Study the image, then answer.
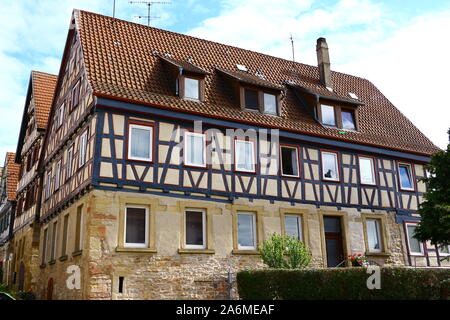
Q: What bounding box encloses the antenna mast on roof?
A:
[290,33,295,62]
[113,0,116,18]
[129,1,171,27]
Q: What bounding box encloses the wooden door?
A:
[324,216,345,267]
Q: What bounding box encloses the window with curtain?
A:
[366,219,382,252]
[321,105,336,126]
[321,151,339,181]
[284,215,302,241]
[128,124,152,161]
[341,110,356,130]
[237,212,256,250]
[235,139,255,172]
[185,132,206,167]
[359,157,376,185]
[263,93,277,114]
[184,77,200,100]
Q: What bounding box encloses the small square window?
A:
[237,212,256,250]
[359,157,376,185]
[235,139,255,173]
[366,219,382,253]
[342,110,356,130]
[244,89,259,110]
[184,77,200,100]
[128,124,153,162]
[280,145,299,177]
[185,210,206,249]
[321,151,339,181]
[184,132,206,167]
[398,163,414,190]
[321,105,336,126]
[125,206,148,248]
[263,93,277,114]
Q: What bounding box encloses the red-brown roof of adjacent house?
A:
[32,71,58,129]
[75,10,440,156]
[4,153,20,201]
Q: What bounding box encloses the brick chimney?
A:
[316,37,332,88]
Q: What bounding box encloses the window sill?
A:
[232,249,260,255]
[365,252,391,257]
[59,255,68,262]
[72,250,83,257]
[178,249,215,255]
[115,247,157,253]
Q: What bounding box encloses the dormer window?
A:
[321,104,336,126]
[244,88,259,110]
[263,93,277,114]
[242,87,279,114]
[184,77,200,101]
[341,109,356,130]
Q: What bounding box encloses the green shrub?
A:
[237,267,450,300]
[259,233,312,269]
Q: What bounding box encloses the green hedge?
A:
[237,267,450,300]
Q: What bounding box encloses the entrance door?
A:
[324,216,345,267]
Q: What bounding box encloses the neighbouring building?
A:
[0,153,20,286]
[4,9,449,300]
[7,71,57,293]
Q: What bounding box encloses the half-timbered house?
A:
[8,71,57,293]
[0,153,20,286]
[34,10,445,300]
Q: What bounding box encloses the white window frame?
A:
[263,92,278,115]
[405,222,424,256]
[398,163,414,191]
[184,209,206,250]
[321,104,336,126]
[57,103,65,128]
[45,170,52,200]
[54,160,61,190]
[359,156,376,185]
[127,123,153,162]
[280,145,300,178]
[237,212,257,250]
[284,215,303,241]
[66,146,73,180]
[321,151,340,181]
[79,130,88,168]
[124,206,149,248]
[184,77,200,101]
[184,131,206,168]
[366,219,382,253]
[234,139,256,173]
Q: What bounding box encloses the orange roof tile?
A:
[75,10,440,156]
[4,153,20,201]
[31,71,58,129]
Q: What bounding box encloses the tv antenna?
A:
[290,33,295,62]
[129,1,171,27]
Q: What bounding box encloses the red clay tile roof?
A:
[75,10,440,156]
[4,153,19,201]
[32,71,58,129]
[159,55,210,75]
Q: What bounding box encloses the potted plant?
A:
[348,253,369,267]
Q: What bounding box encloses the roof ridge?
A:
[32,70,58,78]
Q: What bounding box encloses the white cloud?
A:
[187,0,450,149]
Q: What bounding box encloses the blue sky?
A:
[1,0,449,163]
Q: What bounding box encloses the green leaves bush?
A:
[259,233,312,269]
[237,267,450,300]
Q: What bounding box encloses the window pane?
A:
[263,93,277,114]
[342,111,356,130]
[126,208,146,245]
[322,152,338,180]
[407,225,421,253]
[236,140,254,171]
[238,214,255,248]
[285,216,302,241]
[321,105,336,126]
[131,127,151,159]
[359,157,375,184]
[324,216,341,233]
[185,78,199,100]
[439,245,449,254]
[245,89,259,110]
[367,219,381,252]
[186,211,204,246]
[281,146,298,176]
[187,133,205,166]
[399,165,413,189]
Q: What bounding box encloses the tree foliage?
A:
[259,233,312,269]
[414,129,450,247]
